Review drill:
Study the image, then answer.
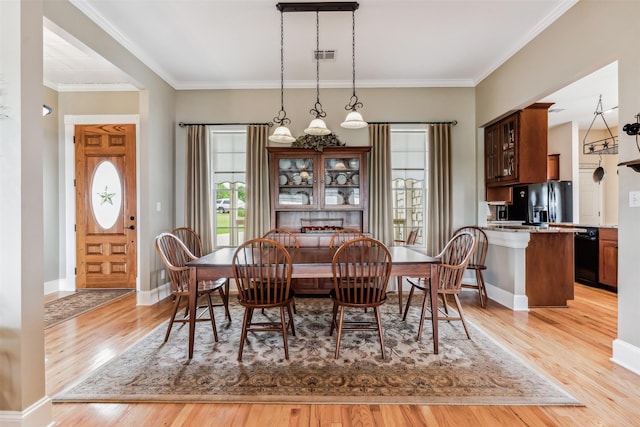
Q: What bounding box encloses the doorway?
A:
[63,115,140,291]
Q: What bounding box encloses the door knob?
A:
[128,225,136,230]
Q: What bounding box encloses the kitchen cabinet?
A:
[484,103,553,188]
[547,154,560,180]
[598,227,618,289]
[268,146,370,294]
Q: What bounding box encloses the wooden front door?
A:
[75,124,137,289]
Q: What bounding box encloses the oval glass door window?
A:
[91,161,122,229]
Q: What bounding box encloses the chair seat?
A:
[329,286,387,307]
[239,288,295,307]
[405,277,429,290]
[177,277,227,295]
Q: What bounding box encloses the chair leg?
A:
[374,306,386,360]
[397,276,403,315]
[164,295,182,342]
[402,285,416,321]
[329,301,339,336]
[238,307,251,361]
[477,270,488,308]
[286,301,296,336]
[206,293,218,343]
[416,285,430,342]
[440,294,450,315]
[219,281,232,321]
[334,306,346,359]
[280,306,290,360]
[453,293,471,339]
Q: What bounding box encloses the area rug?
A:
[45,289,134,329]
[54,296,580,406]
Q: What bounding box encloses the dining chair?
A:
[262,228,299,314]
[232,238,296,361]
[394,228,419,314]
[328,228,366,249]
[172,227,231,321]
[453,226,489,307]
[402,231,477,341]
[155,232,227,344]
[262,228,300,249]
[329,237,392,359]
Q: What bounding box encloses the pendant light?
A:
[269,10,296,143]
[304,11,331,136]
[341,10,367,129]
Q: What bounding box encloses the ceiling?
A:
[43,0,617,129]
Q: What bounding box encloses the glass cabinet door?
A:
[276,156,315,208]
[323,155,361,207]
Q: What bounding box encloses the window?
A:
[391,125,428,245]
[209,126,246,248]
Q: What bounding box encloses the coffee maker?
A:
[496,205,507,221]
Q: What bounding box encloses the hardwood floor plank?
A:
[46,284,640,426]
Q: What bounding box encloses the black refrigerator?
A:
[508,181,573,224]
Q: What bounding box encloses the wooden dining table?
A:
[186,245,440,359]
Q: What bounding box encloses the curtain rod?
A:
[178,122,273,127]
[368,120,458,126]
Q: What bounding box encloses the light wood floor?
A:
[46,284,640,426]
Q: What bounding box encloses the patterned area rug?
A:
[55,295,580,405]
[45,289,134,329]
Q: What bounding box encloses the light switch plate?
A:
[629,191,640,207]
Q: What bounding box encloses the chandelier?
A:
[274,2,364,139]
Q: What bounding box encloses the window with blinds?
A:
[209,126,246,248]
[391,125,428,245]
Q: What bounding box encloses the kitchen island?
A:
[483,224,584,310]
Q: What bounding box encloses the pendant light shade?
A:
[270,125,296,142]
[304,118,331,135]
[341,10,367,129]
[341,110,367,129]
[269,10,295,144]
[305,11,331,136]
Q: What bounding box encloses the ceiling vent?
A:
[314,50,336,61]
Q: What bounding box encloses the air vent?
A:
[314,50,336,61]
[548,108,565,113]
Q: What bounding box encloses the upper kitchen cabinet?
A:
[485,103,553,188]
[268,146,370,233]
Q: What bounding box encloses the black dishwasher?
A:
[574,227,599,286]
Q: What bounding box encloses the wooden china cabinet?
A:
[267,146,370,294]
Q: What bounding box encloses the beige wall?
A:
[175,87,477,232]
[477,0,640,364]
[45,0,177,297]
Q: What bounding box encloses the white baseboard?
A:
[136,282,172,306]
[611,339,640,376]
[43,279,62,295]
[485,282,529,311]
[0,396,53,427]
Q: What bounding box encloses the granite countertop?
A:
[485,224,586,233]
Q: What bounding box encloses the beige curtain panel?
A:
[185,125,214,253]
[368,123,394,247]
[426,122,453,256]
[245,125,271,240]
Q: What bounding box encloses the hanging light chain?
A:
[345,10,363,112]
[274,10,290,126]
[310,10,327,119]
